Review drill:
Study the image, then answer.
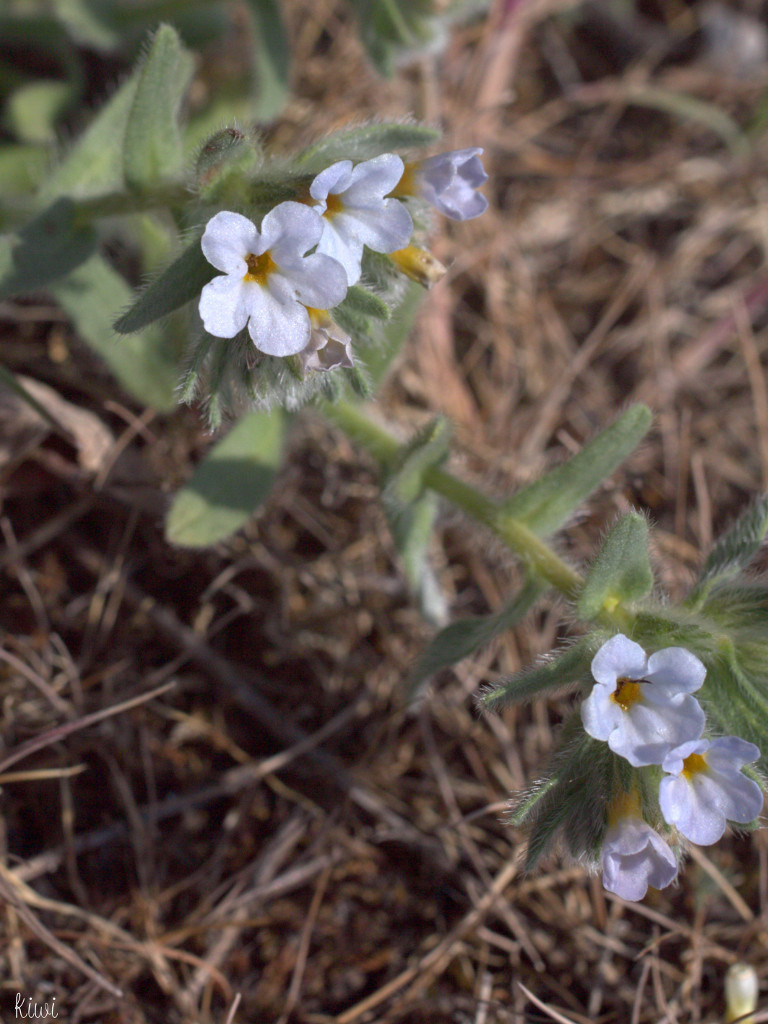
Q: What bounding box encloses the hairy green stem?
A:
[324,400,584,598]
[70,185,192,224]
[0,184,191,230]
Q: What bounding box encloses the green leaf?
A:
[0,199,97,299]
[0,144,48,196]
[114,236,215,333]
[123,24,194,190]
[478,637,593,714]
[5,80,75,143]
[295,121,440,171]
[52,255,182,410]
[54,0,122,50]
[577,512,653,621]
[385,490,446,626]
[519,728,615,870]
[359,280,424,389]
[39,66,140,202]
[336,285,391,322]
[387,416,451,505]
[166,409,285,547]
[503,404,653,538]
[410,577,545,693]
[351,0,437,75]
[689,494,768,603]
[245,0,291,121]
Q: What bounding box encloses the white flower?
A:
[581,634,706,767]
[310,154,413,285]
[413,148,489,220]
[659,736,764,845]
[602,814,678,901]
[199,204,348,357]
[298,310,354,372]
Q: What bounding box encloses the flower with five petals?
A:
[659,736,764,845]
[309,154,414,286]
[199,204,348,357]
[581,634,706,767]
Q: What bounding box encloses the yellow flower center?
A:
[610,676,644,712]
[244,251,276,284]
[682,751,708,779]
[323,192,345,218]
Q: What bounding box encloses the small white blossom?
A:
[310,154,413,285]
[199,204,348,357]
[298,311,354,372]
[581,634,706,767]
[602,814,678,901]
[659,736,764,845]
[415,148,489,220]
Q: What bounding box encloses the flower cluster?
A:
[582,634,763,901]
[198,148,488,372]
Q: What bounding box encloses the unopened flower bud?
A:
[725,963,758,1024]
[390,245,446,287]
[196,127,248,186]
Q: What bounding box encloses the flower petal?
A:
[645,647,706,695]
[707,735,761,769]
[201,211,260,274]
[590,634,647,687]
[659,773,726,845]
[281,251,348,309]
[615,695,705,767]
[601,818,677,901]
[343,153,406,206]
[336,199,413,254]
[316,220,365,285]
[245,281,311,356]
[309,160,353,205]
[261,201,324,261]
[580,684,624,741]
[198,275,250,338]
[418,149,489,220]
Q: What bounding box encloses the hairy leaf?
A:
[503,405,653,538]
[245,0,291,121]
[166,410,285,547]
[53,255,182,410]
[123,24,194,189]
[577,511,653,620]
[479,637,593,714]
[410,577,546,692]
[689,494,768,603]
[295,122,440,172]
[114,236,215,334]
[0,199,97,299]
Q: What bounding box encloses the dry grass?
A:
[2,0,768,1020]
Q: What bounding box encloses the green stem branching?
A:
[324,399,631,632]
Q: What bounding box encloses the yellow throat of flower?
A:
[389,162,418,199]
[323,192,345,218]
[607,787,643,825]
[681,751,708,779]
[610,676,644,712]
[244,250,277,285]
